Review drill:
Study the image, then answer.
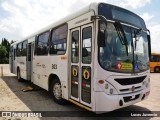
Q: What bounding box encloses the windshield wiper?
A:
[114,21,128,56]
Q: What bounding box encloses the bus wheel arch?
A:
[48,74,59,91]
[154,66,160,73]
[48,74,67,105]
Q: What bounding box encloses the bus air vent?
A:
[114,76,146,85]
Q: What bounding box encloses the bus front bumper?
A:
[94,88,150,113]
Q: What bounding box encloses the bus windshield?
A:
[98,3,147,30]
[98,22,150,73]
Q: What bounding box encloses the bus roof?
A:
[151,53,160,56]
[11,2,145,46]
[11,2,98,46]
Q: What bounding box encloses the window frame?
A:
[34,36,38,56]
[36,30,50,56]
[151,55,160,62]
[82,26,92,64]
[16,42,22,57]
[71,30,79,63]
[21,40,28,56]
[49,23,68,55]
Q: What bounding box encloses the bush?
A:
[0,45,9,64]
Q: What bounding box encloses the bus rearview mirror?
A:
[147,35,151,61]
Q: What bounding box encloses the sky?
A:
[0,0,160,53]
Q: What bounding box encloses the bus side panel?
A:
[150,62,154,72]
[49,55,69,99]
[32,55,49,90]
[32,55,68,94]
[16,57,27,80]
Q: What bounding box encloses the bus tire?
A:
[17,68,22,82]
[154,67,160,73]
[50,78,67,105]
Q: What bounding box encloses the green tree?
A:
[1,38,4,45]
[0,45,8,64]
[0,38,16,64]
[11,40,16,44]
[1,38,10,60]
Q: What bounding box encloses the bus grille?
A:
[114,76,146,85]
[120,86,141,92]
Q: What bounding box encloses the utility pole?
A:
[1,66,3,77]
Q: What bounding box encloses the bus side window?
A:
[82,26,92,64]
[21,40,27,56]
[16,43,22,57]
[34,37,37,56]
[71,30,79,63]
[158,56,160,62]
[50,24,68,55]
[37,31,50,56]
[151,55,158,62]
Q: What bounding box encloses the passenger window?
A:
[71,30,79,63]
[34,37,37,55]
[82,27,92,64]
[50,24,68,55]
[37,31,50,55]
[21,40,27,56]
[16,43,22,57]
[9,47,13,57]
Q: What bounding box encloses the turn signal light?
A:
[98,80,104,84]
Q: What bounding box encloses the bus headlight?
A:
[98,80,118,95]
[105,83,114,94]
[105,83,109,89]
[105,82,117,95]
[110,88,113,94]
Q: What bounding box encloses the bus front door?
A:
[26,43,32,80]
[70,23,93,107]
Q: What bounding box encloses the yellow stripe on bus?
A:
[61,56,67,60]
[68,99,92,111]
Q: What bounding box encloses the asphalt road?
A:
[0,64,160,120]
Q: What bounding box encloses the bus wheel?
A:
[154,67,160,73]
[51,78,67,105]
[17,68,22,82]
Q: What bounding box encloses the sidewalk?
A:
[0,64,40,120]
[0,64,12,76]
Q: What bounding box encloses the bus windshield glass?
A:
[98,22,150,73]
[98,3,146,30]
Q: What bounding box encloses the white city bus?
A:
[9,2,151,113]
